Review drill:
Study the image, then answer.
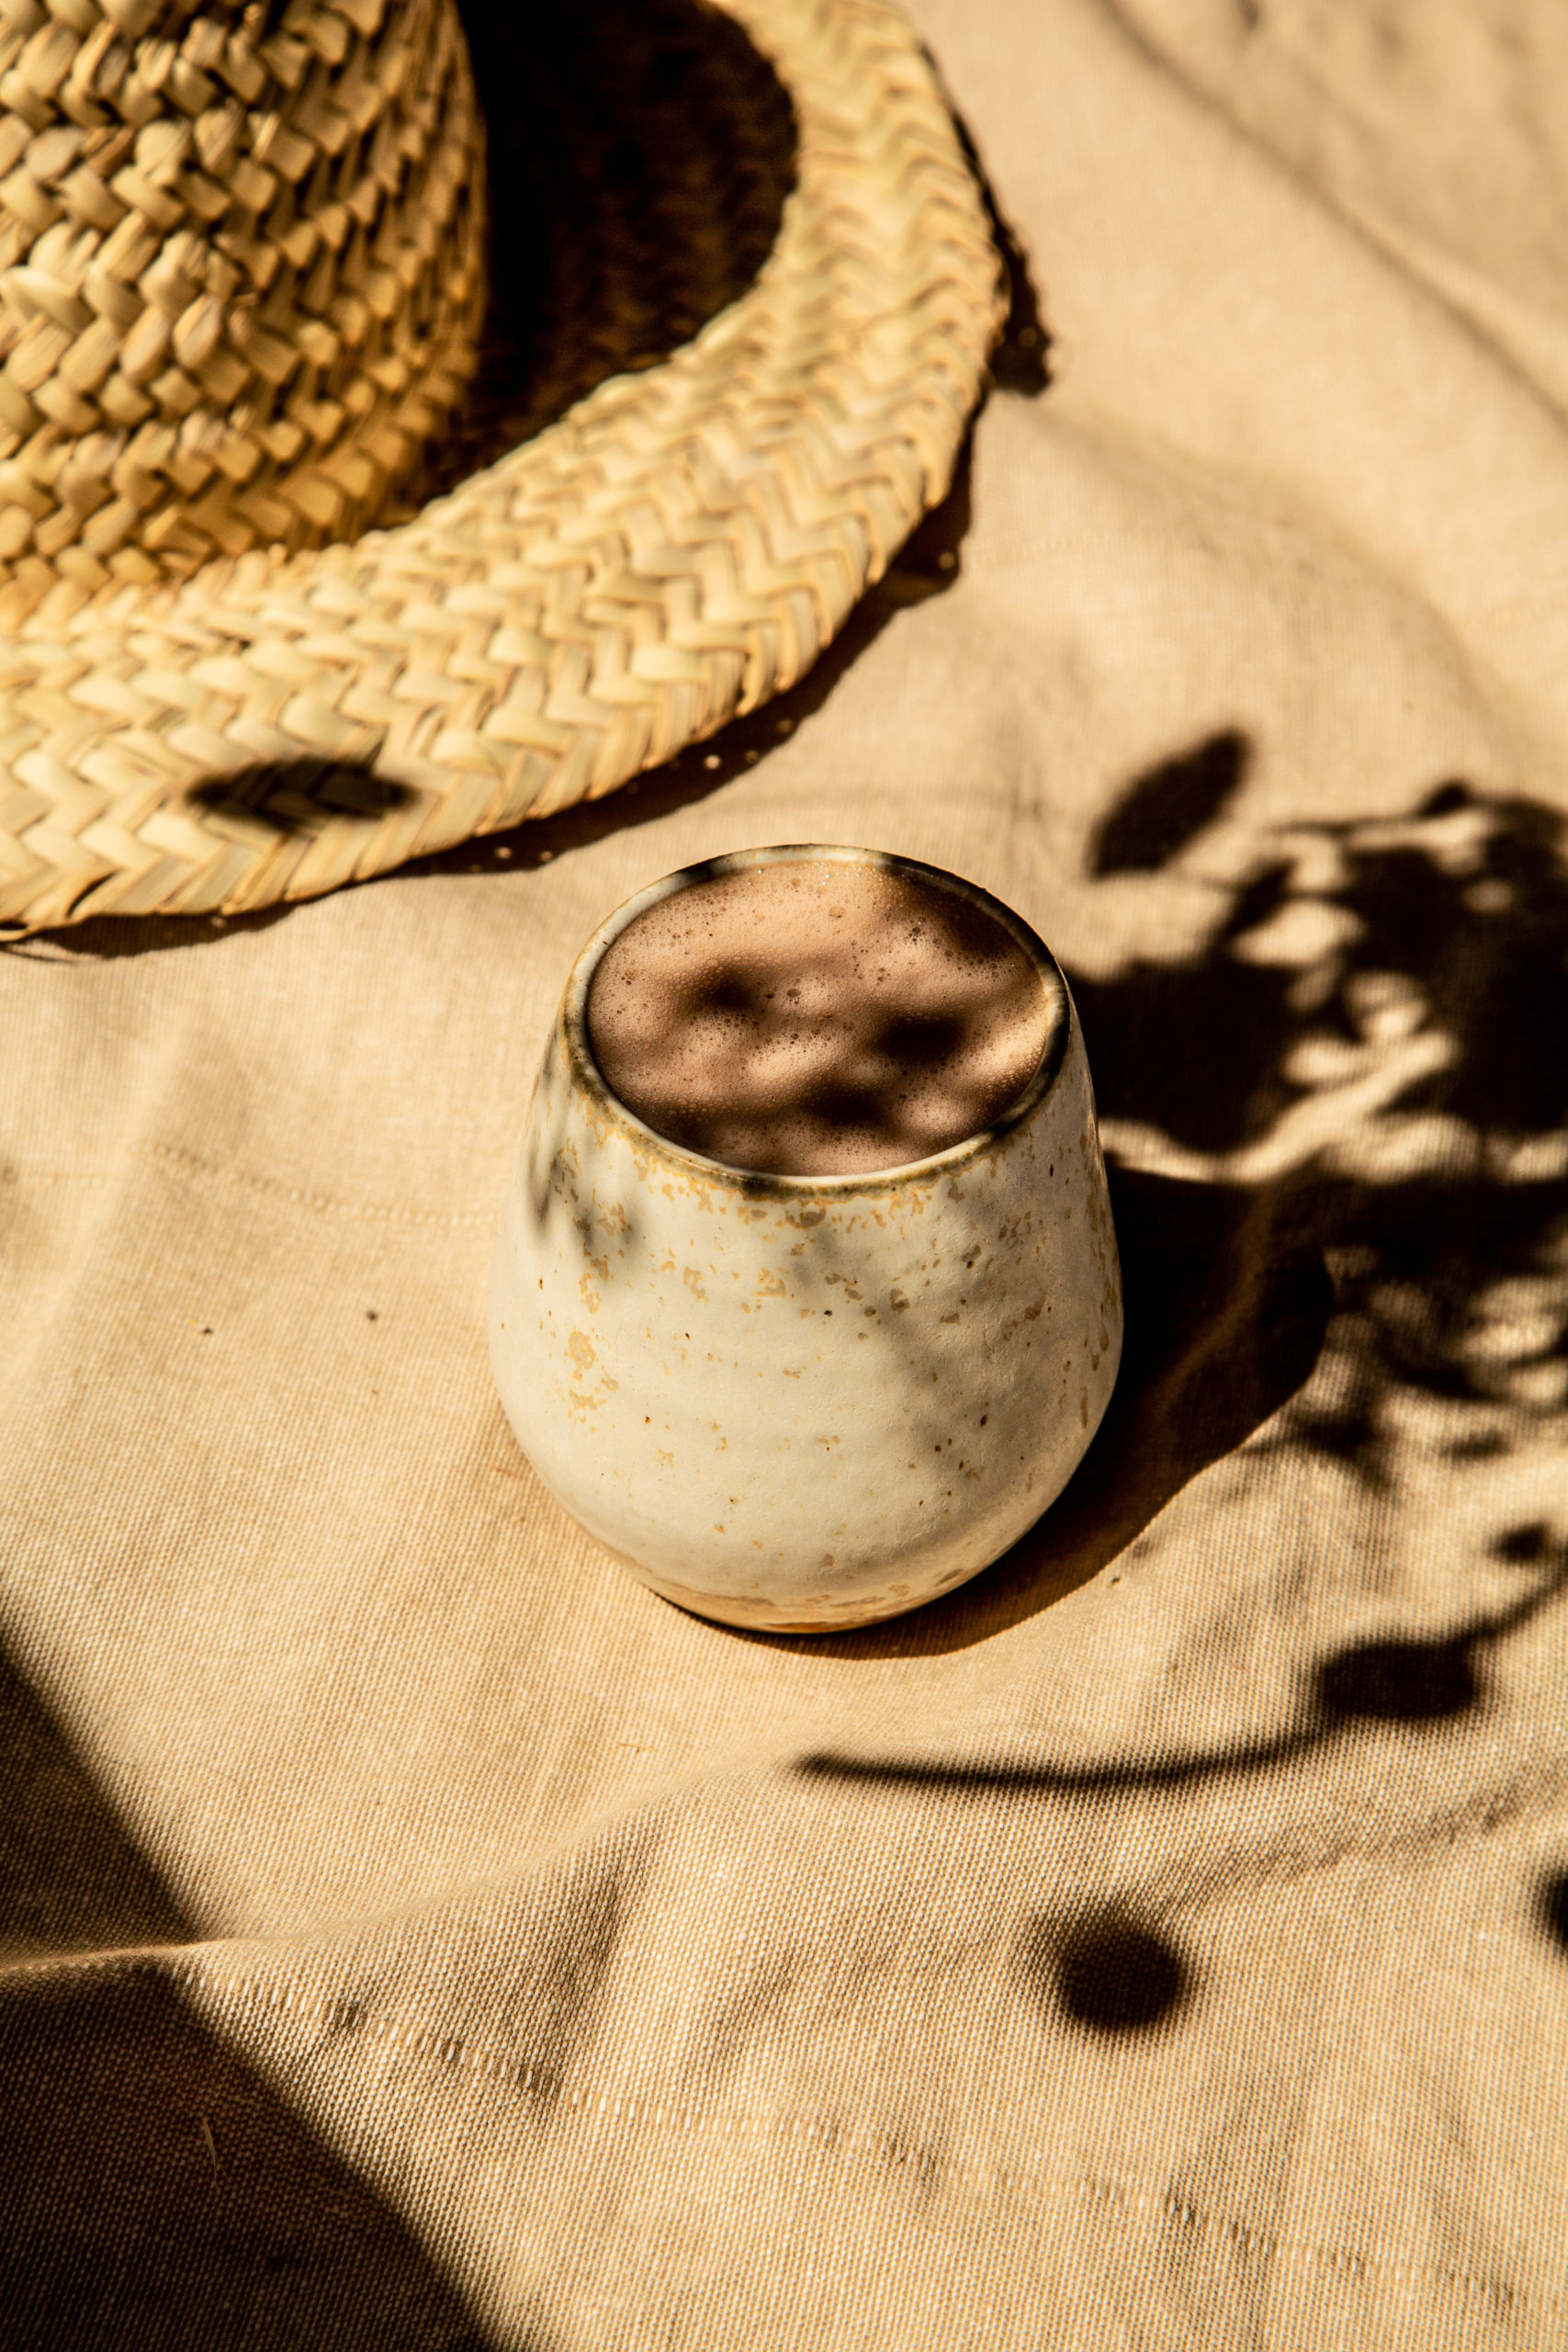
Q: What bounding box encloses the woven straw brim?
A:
[0,0,1002,933]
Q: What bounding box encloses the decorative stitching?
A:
[3,1142,487,1221]
[126,1948,1542,2319]
[136,1135,485,1223]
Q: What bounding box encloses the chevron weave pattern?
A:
[0,0,1001,933]
[0,0,484,606]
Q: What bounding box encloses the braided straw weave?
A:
[0,0,483,594]
[0,0,1002,932]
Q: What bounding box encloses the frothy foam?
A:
[585,859,1050,1175]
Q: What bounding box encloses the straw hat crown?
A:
[0,0,483,610]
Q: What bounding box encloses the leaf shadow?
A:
[796,1521,1568,1795]
[732,753,1568,1657]
[746,1163,1334,1661]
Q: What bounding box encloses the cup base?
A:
[631,1563,978,1635]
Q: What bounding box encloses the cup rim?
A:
[558,843,1074,1198]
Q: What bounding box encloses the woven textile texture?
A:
[3,0,1568,2345]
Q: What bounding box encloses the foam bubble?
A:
[586,860,1050,1173]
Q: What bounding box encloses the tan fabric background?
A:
[4,1,1567,2342]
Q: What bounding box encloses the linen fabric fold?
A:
[3,1,1567,2343]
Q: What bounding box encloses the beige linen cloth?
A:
[4,2,1568,2343]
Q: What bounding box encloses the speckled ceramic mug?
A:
[488,847,1122,1632]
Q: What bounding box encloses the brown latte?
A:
[585,858,1050,1174]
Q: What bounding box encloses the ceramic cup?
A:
[488,846,1122,1632]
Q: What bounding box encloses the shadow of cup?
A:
[760,1166,1332,1657]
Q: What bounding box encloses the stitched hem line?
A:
[138,1951,1538,2321]
[2,1146,485,1226]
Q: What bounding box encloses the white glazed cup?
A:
[488,845,1122,1632]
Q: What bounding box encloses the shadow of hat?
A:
[0,0,1001,933]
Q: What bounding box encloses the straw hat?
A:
[0,0,1001,932]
